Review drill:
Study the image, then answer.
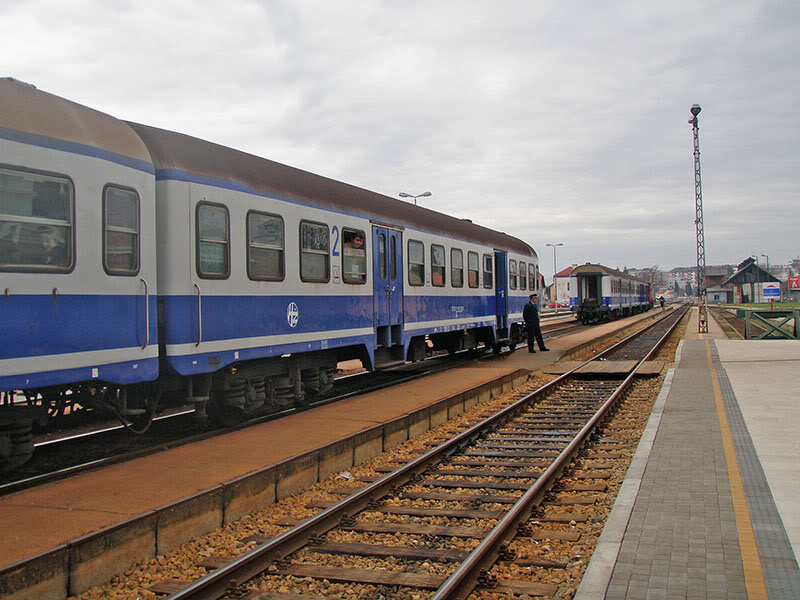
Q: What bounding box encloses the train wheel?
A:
[208,382,246,428]
[0,420,34,471]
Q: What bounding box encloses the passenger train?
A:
[0,78,541,469]
[569,263,652,323]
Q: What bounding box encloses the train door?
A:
[494,250,508,336]
[372,226,404,363]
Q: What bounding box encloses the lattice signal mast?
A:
[689,104,708,333]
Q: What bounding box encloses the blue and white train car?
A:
[569,263,651,323]
[128,122,539,423]
[0,79,540,462]
[0,79,159,467]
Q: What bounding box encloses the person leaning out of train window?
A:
[343,232,364,249]
[523,293,549,353]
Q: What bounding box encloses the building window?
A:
[197,203,230,278]
[0,167,73,272]
[247,211,284,280]
[451,248,464,287]
[431,244,446,286]
[483,253,493,288]
[509,259,518,290]
[104,185,139,275]
[408,239,424,286]
[468,251,479,288]
[300,220,329,282]
[341,228,366,284]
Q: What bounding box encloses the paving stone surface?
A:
[605,340,748,599]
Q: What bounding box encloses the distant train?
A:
[0,78,542,469]
[569,264,652,323]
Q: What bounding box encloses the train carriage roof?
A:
[126,121,536,258]
[0,78,152,168]
[571,263,648,283]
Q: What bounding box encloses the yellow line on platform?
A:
[706,340,768,599]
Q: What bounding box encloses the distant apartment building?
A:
[551,265,575,306]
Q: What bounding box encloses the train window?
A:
[391,236,397,279]
[0,167,73,272]
[379,233,386,279]
[342,228,366,284]
[247,211,284,281]
[451,248,463,288]
[300,220,329,282]
[529,264,536,290]
[408,239,424,286]
[509,259,517,290]
[103,185,139,275]
[197,203,230,278]
[431,244,446,287]
[468,251,479,288]
[483,254,493,288]
[519,261,527,290]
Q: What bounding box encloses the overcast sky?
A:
[4,0,798,282]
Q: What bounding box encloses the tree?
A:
[686,282,693,297]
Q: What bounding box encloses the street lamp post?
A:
[399,191,432,206]
[546,243,563,313]
[762,254,770,307]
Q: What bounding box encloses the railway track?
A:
[708,306,745,339]
[0,319,590,495]
[141,307,687,600]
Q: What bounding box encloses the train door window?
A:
[467,251,479,288]
[247,211,284,280]
[103,185,139,275]
[0,168,73,272]
[519,261,527,290]
[379,233,386,279]
[431,244,445,287]
[390,236,397,279]
[451,248,464,287]
[300,220,329,282]
[483,253,493,288]
[197,203,230,278]
[342,227,366,284]
[509,259,517,290]
[408,239,424,286]
[529,264,536,290]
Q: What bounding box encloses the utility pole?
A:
[689,104,708,333]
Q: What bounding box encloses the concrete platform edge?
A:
[573,344,680,600]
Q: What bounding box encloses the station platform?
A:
[577,308,800,600]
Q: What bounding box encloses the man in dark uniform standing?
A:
[523,293,549,353]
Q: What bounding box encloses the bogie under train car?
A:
[0,78,541,468]
[569,263,652,323]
